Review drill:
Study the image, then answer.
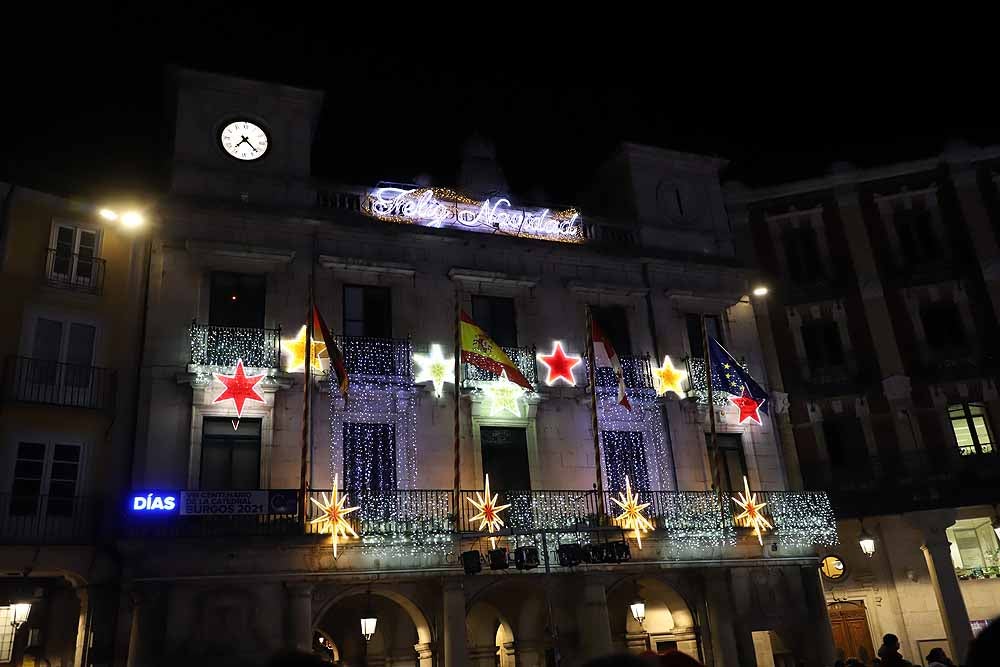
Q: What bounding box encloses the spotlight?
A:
[514,546,540,570]
[752,285,769,297]
[461,550,482,575]
[586,543,607,563]
[488,548,509,570]
[98,208,118,221]
[608,540,632,563]
[557,543,586,567]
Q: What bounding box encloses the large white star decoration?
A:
[308,475,359,558]
[466,473,511,548]
[481,370,524,417]
[412,343,455,398]
[731,475,773,545]
[652,355,688,398]
[610,476,654,549]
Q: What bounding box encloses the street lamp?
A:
[859,522,876,557]
[629,598,646,626]
[10,602,31,631]
[96,206,144,229]
[752,285,769,297]
[360,615,378,642]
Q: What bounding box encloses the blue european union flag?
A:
[708,337,768,414]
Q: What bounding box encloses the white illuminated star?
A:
[610,475,654,549]
[481,370,524,417]
[466,473,511,548]
[308,475,359,558]
[732,475,773,546]
[412,343,455,398]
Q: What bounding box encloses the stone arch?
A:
[606,575,701,657]
[313,586,433,645]
[467,598,516,667]
[314,629,340,662]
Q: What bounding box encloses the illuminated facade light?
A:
[10,602,31,630]
[859,526,876,556]
[629,599,646,625]
[610,476,653,549]
[652,355,687,397]
[481,370,525,417]
[360,616,378,642]
[412,343,455,398]
[98,208,118,221]
[121,211,144,228]
[752,285,769,297]
[282,325,327,373]
[732,476,773,545]
[537,341,582,386]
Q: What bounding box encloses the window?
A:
[0,607,14,662]
[949,403,994,456]
[591,305,632,355]
[9,441,81,516]
[921,303,966,350]
[894,207,939,266]
[480,426,531,491]
[50,223,99,285]
[602,431,650,492]
[946,518,1000,570]
[706,433,747,494]
[343,285,391,338]
[471,296,517,348]
[822,418,868,468]
[28,317,96,386]
[685,313,722,359]
[781,225,825,283]
[342,422,396,494]
[209,272,266,329]
[801,320,845,375]
[200,418,261,489]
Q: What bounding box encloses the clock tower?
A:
[167,67,325,207]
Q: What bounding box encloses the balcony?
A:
[684,356,738,406]
[3,356,117,411]
[121,487,837,551]
[803,448,1000,516]
[0,494,99,544]
[336,335,412,380]
[189,321,281,369]
[44,248,106,295]
[464,345,538,387]
[593,354,653,390]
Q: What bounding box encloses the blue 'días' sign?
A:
[130,492,178,513]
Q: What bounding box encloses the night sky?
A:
[4,7,998,204]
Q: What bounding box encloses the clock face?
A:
[220,120,269,161]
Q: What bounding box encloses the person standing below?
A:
[876,634,911,667]
[925,647,954,666]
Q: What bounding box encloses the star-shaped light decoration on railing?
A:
[213,359,266,429]
[652,355,687,398]
[537,341,582,386]
[412,343,455,398]
[610,475,654,549]
[729,384,766,425]
[731,475,773,545]
[309,475,359,558]
[281,325,327,373]
[466,474,511,549]
[481,370,524,417]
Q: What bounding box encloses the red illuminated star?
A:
[729,385,765,425]
[538,341,582,386]
[213,359,266,417]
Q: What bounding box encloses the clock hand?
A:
[239,136,258,152]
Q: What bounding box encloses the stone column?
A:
[442,579,467,667]
[126,586,163,667]
[285,583,313,653]
[576,581,613,660]
[74,585,90,667]
[909,509,973,662]
[515,640,546,667]
[800,566,837,666]
[502,641,516,667]
[413,641,434,667]
[704,569,741,667]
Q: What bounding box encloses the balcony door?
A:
[7,441,82,518]
[200,418,261,489]
[209,272,266,329]
[21,317,97,404]
[601,430,650,492]
[480,426,531,491]
[49,224,99,287]
[707,432,748,495]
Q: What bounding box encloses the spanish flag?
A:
[460,310,532,389]
[313,305,348,398]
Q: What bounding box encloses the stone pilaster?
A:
[442,579,467,667]
[284,583,313,653]
[704,569,741,667]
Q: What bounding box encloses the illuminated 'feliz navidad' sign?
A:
[363,186,584,243]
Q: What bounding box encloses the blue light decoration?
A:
[130,492,178,513]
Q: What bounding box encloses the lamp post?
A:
[10,602,31,631]
[630,597,648,651]
[859,520,876,557]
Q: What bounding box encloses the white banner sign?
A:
[180,490,269,516]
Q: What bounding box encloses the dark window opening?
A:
[781,226,825,283]
[342,422,397,494]
[471,296,517,348]
[602,430,650,492]
[200,418,261,489]
[480,426,531,491]
[591,305,632,355]
[894,207,939,266]
[801,320,846,374]
[344,285,392,338]
[209,272,266,329]
[685,313,723,359]
[822,418,868,468]
[706,433,747,494]
[921,302,966,350]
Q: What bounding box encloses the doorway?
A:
[479,426,531,491]
[828,601,876,664]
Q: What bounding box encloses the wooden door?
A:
[828,601,876,664]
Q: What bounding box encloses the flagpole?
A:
[299,264,314,531]
[585,307,606,518]
[702,316,722,502]
[453,288,462,515]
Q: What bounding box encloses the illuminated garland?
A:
[190,322,280,370]
[767,491,839,547]
[686,356,750,407]
[652,491,736,549]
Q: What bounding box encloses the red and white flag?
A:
[591,315,632,411]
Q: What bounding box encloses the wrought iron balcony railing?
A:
[0,494,99,544]
[684,356,747,406]
[189,321,282,369]
[44,248,106,294]
[464,345,538,387]
[335,335,412,379]
[591,354,654,390]
[3,356,117,411]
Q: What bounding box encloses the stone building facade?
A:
[3,69,838,667]
[730,147,1000,665]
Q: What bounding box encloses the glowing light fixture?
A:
[859,523,876,557]
[282,325,327,373]
[412,343,455,398]
[652,355,687,398]
[732,476,773,545]
[360,615,378,642]
[752,285,769,297]
[537,341,582,386]
[98,208,118,221]
[629,599,646,626]
[610,476,653,549]
[121,211,144,228]
[481,370,524,417]
[10,602,31,630]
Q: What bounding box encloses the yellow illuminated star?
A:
[282,325,327,373]
[732,475,773,546]
[610,475,654,549]
[413,344,455,398]
[308,475,359,557]
[481,370,524,417]
[466,474,511,548]
[652,355,688,397]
